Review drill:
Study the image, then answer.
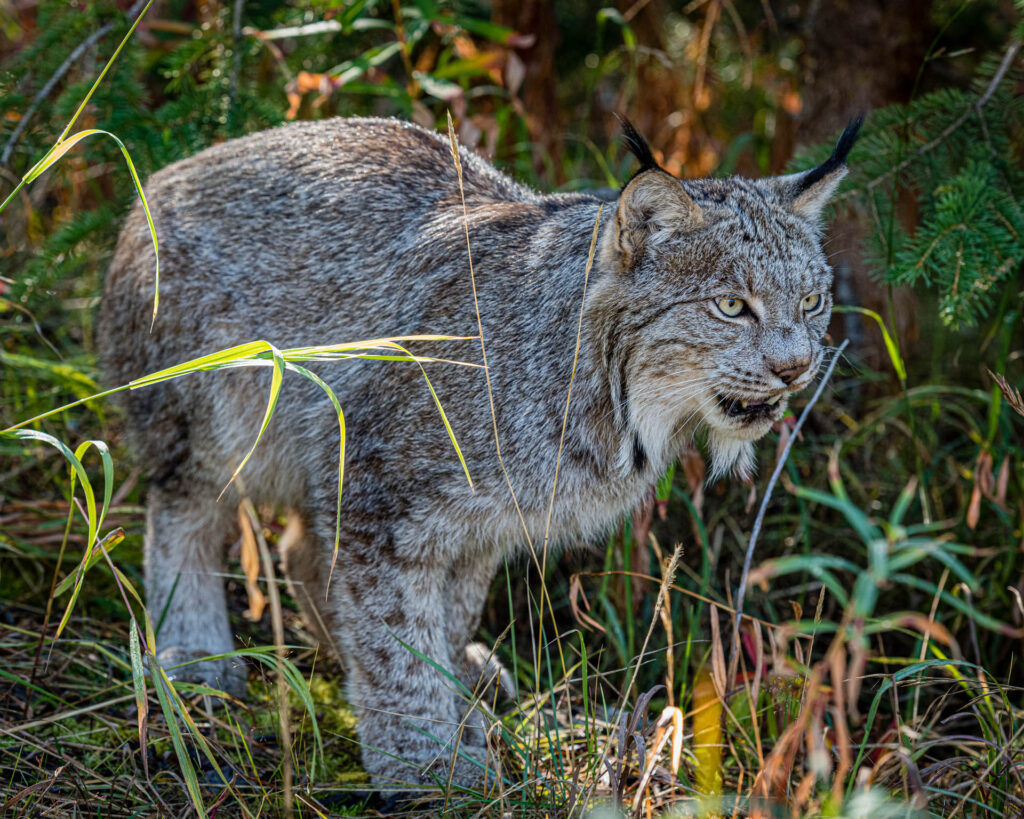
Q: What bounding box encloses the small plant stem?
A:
[986,307,1018,445]
[445,113,574,724]
[581,544,682,808]
[728,339,849,681]
[25,500,76,719]
[243,498,293,818]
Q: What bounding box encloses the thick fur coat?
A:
[100,116,858,788]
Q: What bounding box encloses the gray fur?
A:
[99,116,845,788]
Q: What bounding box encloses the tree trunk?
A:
[492,0,565,183]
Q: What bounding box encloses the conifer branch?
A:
[836,38,1022,203]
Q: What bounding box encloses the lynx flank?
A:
[100,116,860,789]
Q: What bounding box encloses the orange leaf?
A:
[237,504,266,622]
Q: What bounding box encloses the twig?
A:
[622,0,654,23]
[728,339,849,682]
[836,38,1022,203]
[692,0,720,107]
[977,39,1022,108]
[228,0,245,130]
[2,22,113,166]
[582,544,683,808]
[1,0,150,167]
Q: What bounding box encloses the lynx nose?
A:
[772,360,810,385]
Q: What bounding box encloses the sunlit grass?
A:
[2,3,1023,817]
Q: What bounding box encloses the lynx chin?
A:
[100,114,860,790]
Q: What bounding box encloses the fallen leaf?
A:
[237,504,266,622]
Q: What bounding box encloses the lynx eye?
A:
[801,293,823,314]
[716,297,746,318]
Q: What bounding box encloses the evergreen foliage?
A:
[794,33,1024,329]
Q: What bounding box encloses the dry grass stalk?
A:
[242,497,293,818]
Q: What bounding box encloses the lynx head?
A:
[595,116,861,481]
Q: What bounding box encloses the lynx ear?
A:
[612,117,703,267]
[785,115,863,221]
[614,171,704,267]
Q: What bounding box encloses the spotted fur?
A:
[99,116,857,788]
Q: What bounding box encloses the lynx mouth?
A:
[716,392,785,423]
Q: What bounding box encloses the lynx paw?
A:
[462,642,516,700]
[420,741,497,792]
[156,646,247,699]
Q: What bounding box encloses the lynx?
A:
[100,115,860,789]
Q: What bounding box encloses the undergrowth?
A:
[2,1,1023,817]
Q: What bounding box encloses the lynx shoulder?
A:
[99,115,859,788]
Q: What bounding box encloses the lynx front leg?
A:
[331,531,493,790]
[145,487,245,696]
[446,549,514,701]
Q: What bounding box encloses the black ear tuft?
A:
[615,113,660,175]
[794,114,864,197]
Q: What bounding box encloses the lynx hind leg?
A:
[145,486,246,697]
[278,515,342,658]
[327,525,494,790]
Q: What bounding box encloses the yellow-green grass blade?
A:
[3,336,474,433]
[127,341,276,388]
[0,0,152,214]
[283,332,476,355]
[220,342,285,498]
[385,340,473,491]
[7,336,472,584]
[54,527,124,596]
[151,663,206,817]
[287,363,347,584]
[132,337,472,494]
[833,304,907,381]
[2,386,126,433]
[55,0,155,143]
[3,430,110,639]
[0,0,159,314]
[128,617,149,779]
[20,128,160,322]
[57,440,115,635]
[5,430,97,548]
[73,439,114,535]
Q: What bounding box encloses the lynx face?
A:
[599,119,859,480]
